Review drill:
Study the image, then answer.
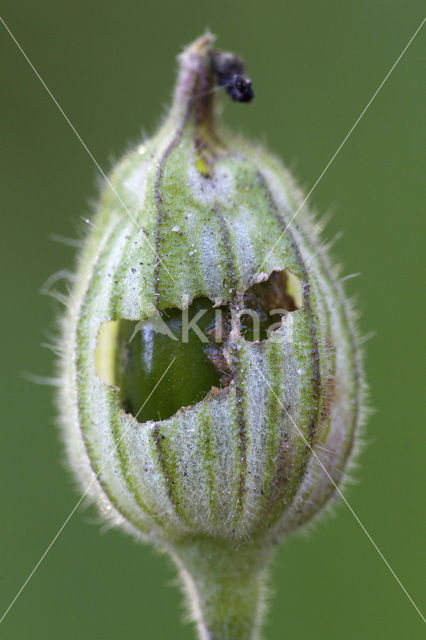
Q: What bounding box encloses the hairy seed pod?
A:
[59,34,365,640]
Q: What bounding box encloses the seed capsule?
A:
[59,34,365,640]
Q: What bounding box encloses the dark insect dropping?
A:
[209,49,254,102]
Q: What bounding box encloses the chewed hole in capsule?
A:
[95,269,303,422]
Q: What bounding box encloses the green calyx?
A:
[59,34,365,640]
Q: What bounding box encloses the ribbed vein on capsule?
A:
[151,423,191,528]
[197,406,218,527]
[153,77,201,305]
[255,171,322,429]
[107,400,157,518]
[74,217,152,534]
[249,158,363,539]
[252,340,289,531]
[265,155,362,455]
[212,202,249,529]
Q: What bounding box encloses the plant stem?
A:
[170,537,273,640]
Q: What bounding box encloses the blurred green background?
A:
[1,2,425,638]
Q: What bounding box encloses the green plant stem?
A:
[171,537,273,640]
